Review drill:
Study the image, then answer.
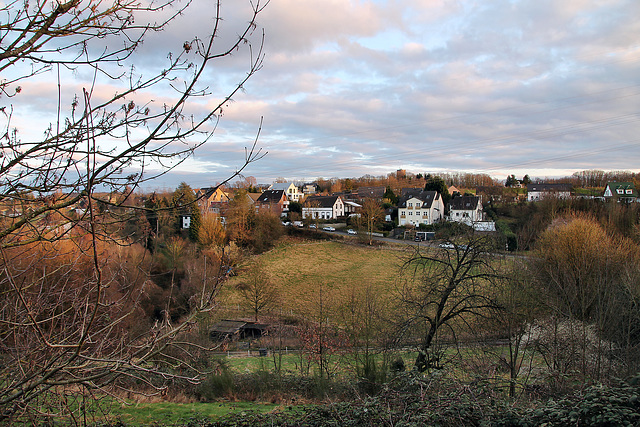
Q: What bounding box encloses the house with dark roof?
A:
[526,183,572,202]
[256,189,289,216]
[196,187,230,213]
[448,195,483,225]
[603,182,638,203]
[397,190,444,226]
[355,186,386,199]
[302,195,344,220]
[268,182,303,202]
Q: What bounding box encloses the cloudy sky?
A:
[8,0,640,189]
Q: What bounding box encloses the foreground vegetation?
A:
[69,371,640,426]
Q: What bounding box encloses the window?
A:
[626,189,633,194]
[408,202,413,208]
[617,189,624,194]
[416,202,421,208]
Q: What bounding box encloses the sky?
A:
[6,0,640,190]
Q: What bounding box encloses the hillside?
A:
[222,239,407,320]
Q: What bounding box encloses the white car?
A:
[438,242,455,249]
[347,229,357,235]
[323,226,336,232]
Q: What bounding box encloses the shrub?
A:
[194,359,235,401]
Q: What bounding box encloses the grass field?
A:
[95,399,283,425]
[221,239,408,318]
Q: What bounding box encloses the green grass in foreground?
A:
[104,400,281,426]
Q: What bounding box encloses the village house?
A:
[526,183,572,202]
[268,182,303,202]
[302,195,344,220]
[397,190,444,227]
[196,187,230,214]
[302,183,318,195]
[355,186,386,200]
[256,189,289,217]
[343,200,362,217]
[448,195,483,225]
[603,182,638,203]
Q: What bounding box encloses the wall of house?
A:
[302,207,333,219]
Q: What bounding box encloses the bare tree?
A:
[0,0,268,421]
[360,198,383,245]
[0,0,267,247]
[235,260,279,321]
[396,234,502,372]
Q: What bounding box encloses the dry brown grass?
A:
[221,239,406,320]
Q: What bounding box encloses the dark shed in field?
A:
[209,320,268,341]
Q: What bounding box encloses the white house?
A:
[269,182,303,202]
[302,183,318,195]
[397,190,444,226]
[302,195,344,220]
[603,182,638,203]
[448,195,483,225]
[527,183,572,202]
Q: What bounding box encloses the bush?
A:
[496,219,517,251]
[194,359,235,401]
[525,379,640,426]
[192,370,357,404]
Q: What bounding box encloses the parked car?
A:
[438,242,455,249]
[323,226,335,232]
[309,224,317,229]
[347,229,357,235]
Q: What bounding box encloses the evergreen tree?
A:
[424,175,451,206]
[173,182,201,242]
[383,186,399,205]
[505,174,519,187]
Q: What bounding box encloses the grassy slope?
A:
[222,239,407,319]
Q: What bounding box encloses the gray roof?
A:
[527,183,572,192]
[269,182,296,191]
[209,320,246,335]
[258,189,286,203]
[449,196,481,211]
[356,186,386,198]
[304,195,340,208]
[398,190,439,208]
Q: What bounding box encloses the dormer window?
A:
[626,189,633,194]
[617,189,624,194]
